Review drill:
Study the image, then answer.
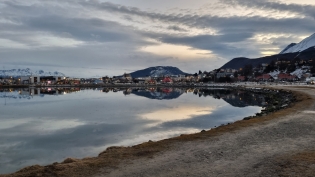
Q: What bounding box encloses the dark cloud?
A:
[167,25,187,32]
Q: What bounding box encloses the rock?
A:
[201,130,206,133]
[63,158,77,164]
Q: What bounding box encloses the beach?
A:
[2,86,315,177]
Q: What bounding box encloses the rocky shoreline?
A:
[0,86,311,177]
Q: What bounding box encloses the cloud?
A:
[167,25,187,32]
[0,0,314,77]
[222,0,315,18]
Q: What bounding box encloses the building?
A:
[255,74,272,81]
[277,73,298,81]
[162,77,173,84]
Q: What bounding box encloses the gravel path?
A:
[95,86,315,177]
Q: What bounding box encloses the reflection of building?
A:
[30,76,40,84]
[30,88,41,96]
[16,88,81,96]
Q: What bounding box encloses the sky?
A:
[0,0,315,77]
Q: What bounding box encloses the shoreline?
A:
[1,86,314,177]
[0,81,313,89]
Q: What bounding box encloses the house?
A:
[277,73,298,81]
[122,73,133,81]
[216,71,234,78]
[162,77,173,84]
[255,74,272,81]
[238,76,246,81]
[147,79,157,85]
[306,77,315,84]
[102,76,110,83]
[93,79,104,85]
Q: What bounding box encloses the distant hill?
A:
[0,68,65,77]
[129,66,188,78]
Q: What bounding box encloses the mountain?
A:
[279,43,297,54]
[221,47,315,70]
[280,33,315,54]
[130,66,188,78]
[0,68,65,77]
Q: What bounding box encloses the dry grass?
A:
[1,87,313,177]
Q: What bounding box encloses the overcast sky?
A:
[0,0,315,77]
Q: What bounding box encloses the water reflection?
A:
[0,87,265,174]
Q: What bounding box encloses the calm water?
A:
[0,87,266,174]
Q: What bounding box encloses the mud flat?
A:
[1,86,315,177]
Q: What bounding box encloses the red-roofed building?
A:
[148,79,157,84]
[162,77,173,84]
[278,73,298,81]
[238,76,246,81]
[256,74,272,81]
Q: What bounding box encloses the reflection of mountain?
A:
[194,89,267,107]
[131,88,184,100]
[1,88,268,107]
[222,93,266,107]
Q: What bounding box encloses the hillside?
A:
[221,47,315,70]
[0,68,65,77]
[221,33,315,70]
[280,33,315,54]
[130,66,188,78]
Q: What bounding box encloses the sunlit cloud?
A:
[31,34,84,48]
[140,39,213,60]
[260,51,278,56]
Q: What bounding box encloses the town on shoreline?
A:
[1,70,314,88]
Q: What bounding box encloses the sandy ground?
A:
[95,86,315,177]
[2,86,315,177]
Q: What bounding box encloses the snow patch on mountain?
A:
[0,68,65,77]
[281,33,315,54]
[279,43,297,54]
[150,67,174,77]
[269,68,309,79]
[290,68,310,78]
[130,66,187,78]
[269,70,280,79]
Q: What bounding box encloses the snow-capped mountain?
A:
[130,66,188,78]
[280,33,315,54]
[0,68,65,77]
[279,43,297,54]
